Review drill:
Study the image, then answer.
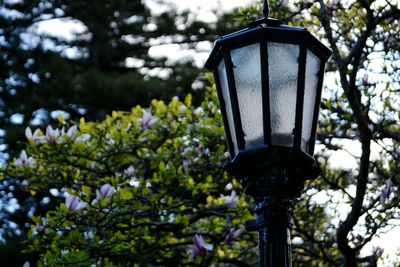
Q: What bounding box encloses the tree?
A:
[237,0,400,266]
[316,0,399,265]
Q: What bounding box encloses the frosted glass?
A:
[218,60,238,156]
[301,51,321,153]
[231,43,264,149]
[268,43,299,147]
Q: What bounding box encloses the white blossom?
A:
[129,177,140,187]
[84,231,94,240]
[193,107,203,116]
[124,165,135,177]
[105,134,116,146]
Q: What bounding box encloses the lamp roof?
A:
[205,19,332,70]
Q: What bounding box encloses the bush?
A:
[4,85,256,266]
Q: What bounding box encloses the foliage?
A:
[4,85,258,266]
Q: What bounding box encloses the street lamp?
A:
[205,1,331,266]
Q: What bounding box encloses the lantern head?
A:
[206,19,331,176]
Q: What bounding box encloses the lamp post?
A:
[205,1,332,266]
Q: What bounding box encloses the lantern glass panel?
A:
[301,50,321,153]
[231,43,264,150]
[218,60,238,155]
[268,42,299,147]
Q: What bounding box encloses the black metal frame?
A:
[224,53,246,151]
[309,62,327,155]
[260,41,271,145]
[213,68,235,156]
[294,45,307,148]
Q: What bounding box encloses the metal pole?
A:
[243,164,295,267]
[255,197,292,267]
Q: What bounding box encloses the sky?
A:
[10,0,400,265]
[33,0,256,68]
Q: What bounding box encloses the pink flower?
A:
[17,150,28,166]
[96,184,116,198]
[327,0,340,11]
[380,179,393,204]
[67,125,77,139]
[46,126,60,144]
[373,246,384,258]
[220,191,239,207]
[36,224,45,233]
[25,127,33,141]
[33,129,46,143]
[189,234,213,260]
[65,195,87,212]
[15,150,35,167]
[139,111,158,129]
[75,134,91,143]
[25,127,46,144]
[225,227,244,244]
[362,73,369,86]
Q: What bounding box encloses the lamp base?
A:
[225,146,321,191]
[236,148,313,267]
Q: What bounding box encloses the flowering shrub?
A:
[4,86,257,266]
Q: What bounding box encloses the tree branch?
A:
[336,138,371,266]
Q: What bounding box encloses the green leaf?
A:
[184,94,192,106]
[81,185,91,196]
[57,113,65,124]
[119,188,133,200]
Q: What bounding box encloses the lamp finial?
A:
[263,0,270,18]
